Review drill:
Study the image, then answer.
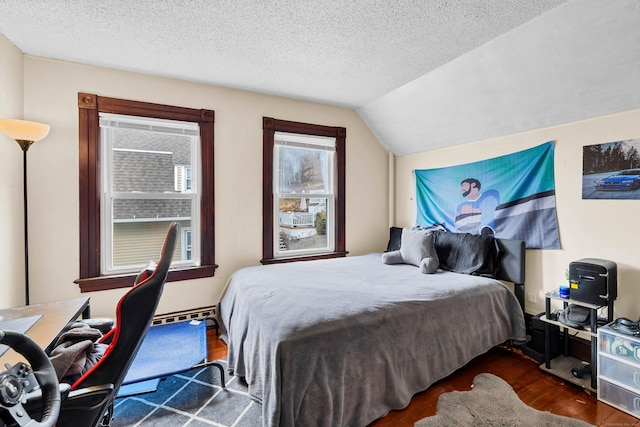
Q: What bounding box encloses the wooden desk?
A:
[0,297,90,366]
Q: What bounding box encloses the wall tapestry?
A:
[582,139,640,200]
[415,141,559,249]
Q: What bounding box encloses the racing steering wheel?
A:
[0,330,60,427]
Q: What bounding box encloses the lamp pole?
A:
[19,141,33,305]
[0,119,50,306]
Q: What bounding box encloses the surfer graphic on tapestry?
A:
[455,178,499,237]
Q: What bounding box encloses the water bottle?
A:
[559,282,570,299]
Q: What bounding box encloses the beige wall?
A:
[19,56,389,317]
[395,108,640,319]
[0,34,27,308]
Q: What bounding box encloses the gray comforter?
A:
[218,253,527,427]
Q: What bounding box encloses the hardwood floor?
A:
[207,330,638,426]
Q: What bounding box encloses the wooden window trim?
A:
[75,93,216,292]
[261,117,347,264]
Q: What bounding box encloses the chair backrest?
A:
[57,222,178,426]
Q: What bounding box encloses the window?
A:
[175,165,192,192]
[76,93,216,292]
[262,117,346,263]
[100,114,200,275]
[182,228,192,261]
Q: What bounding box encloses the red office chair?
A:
[56,222,179,427]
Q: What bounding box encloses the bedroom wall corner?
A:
[393,108,640,319]
[388,150,395,227]
[0,34,26,308]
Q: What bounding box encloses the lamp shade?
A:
[0,119,50,142]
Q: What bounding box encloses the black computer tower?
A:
[569,258,617,305]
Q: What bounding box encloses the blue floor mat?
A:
[123,320,207,386]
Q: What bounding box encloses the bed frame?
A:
[495,238,527,312]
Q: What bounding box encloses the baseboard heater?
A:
[152,305,216,326]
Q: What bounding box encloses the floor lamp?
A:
[0,118,50,306]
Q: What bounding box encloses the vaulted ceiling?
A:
[1,0,638,156]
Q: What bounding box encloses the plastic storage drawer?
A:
[599,379,640,417]
[599,329,640,361]
[600,356,640,390]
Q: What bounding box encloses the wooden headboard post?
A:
[495,238,526,312]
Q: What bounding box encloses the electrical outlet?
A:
[526,292,537,303]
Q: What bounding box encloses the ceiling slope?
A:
[360,0,640,156]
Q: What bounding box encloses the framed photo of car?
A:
[582,138,640,199]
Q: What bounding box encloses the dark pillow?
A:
[385,226,403,252]
[433,231,499,277]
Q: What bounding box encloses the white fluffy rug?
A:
[415,373,594,427]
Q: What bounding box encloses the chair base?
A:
[192,360,226,388]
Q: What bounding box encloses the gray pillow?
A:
[381,228,439,274]
[418,256,440,275]
[381,250,404,264]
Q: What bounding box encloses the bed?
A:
[217,230,528,427]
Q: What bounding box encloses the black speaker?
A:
[569,258,617,305]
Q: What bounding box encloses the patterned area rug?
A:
[112,359,262,427]
[414,373,594,427]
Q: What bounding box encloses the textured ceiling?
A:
[1,0,639,155]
